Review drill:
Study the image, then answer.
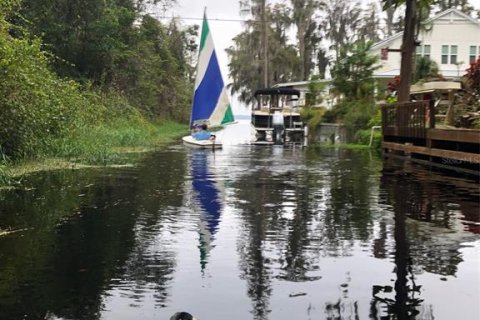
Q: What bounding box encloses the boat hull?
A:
[250,87,305,145]
[251,113,305,145]
[182,135,222,149]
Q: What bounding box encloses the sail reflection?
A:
[189,150,223,271]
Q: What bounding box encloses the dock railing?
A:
[381,100,434,139]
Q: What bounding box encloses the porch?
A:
[381,101,480,175]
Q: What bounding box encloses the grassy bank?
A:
[49,118,188,165]
[0,120,188,186]
[1,7,191,188]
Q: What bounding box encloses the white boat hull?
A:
[182,135,222,149]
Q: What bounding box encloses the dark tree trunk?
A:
[398,0,417,102]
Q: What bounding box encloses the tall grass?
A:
[49,118,188,165]
[0,146,14,187]
[0,163,11,186]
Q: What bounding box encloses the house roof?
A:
[425,7,480,25]
[370,8,480,50]
[272,79,331,92]
[273,79,330,87]
[371,32,403,50]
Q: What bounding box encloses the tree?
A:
[325,41,380,133]
[289,0,323,80]
[331,41,380,101]
[226,31,262,104]
[357,1,382,43]
[316,48,329,79]
[324,0,362,61]
[228,1,298,103]
[433,0,475,14]
[463,57,480,95]
[381,1,407,37]
[239,0,270,87]
[123,15,194,121]
[15,0,137,85]
[11,0,195,121]
[305,75,324,106]
[268,3,300,83]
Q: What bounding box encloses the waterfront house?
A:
[377,8,480,175]
[370,8,480,82]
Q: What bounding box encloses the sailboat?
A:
[182,11,235,148]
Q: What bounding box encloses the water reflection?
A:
[370,161,479,319]
[102,150,187,311]
[380,162,479,275]
[0,167,142,319]
[189,150,223,271]
[229,147,384,319]
[0,133,478,320]
[371,182,424,320]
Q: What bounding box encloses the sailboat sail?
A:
[190,12,234,128]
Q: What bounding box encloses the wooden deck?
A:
[381,101,480,175]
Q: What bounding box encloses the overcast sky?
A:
[160,0,244,82]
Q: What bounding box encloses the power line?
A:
[153,15,265,23]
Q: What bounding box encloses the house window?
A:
[416,46,422,57]
[450,45,458,64]
[441,45,458,64]
[416,45,431,59]
[470,46,480,63]
[441,45,449,64]
[424,45,431,59]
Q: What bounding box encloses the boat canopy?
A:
[254,88,300,97]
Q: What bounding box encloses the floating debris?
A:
[289,292,307,298]
[0,228,29,237]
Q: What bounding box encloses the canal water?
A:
[0,121,479,320]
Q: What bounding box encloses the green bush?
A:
[301,107,326,131]
[355,129,382,148]
[322,100,379,128]
[0,32,104,159]
[0,3,193,163]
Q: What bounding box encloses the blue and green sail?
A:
[190,13,234,127]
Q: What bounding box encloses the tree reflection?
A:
[380,162,479,276]
[231,148,381,319]
[371,180,424,319]
[0,150,187,319]
[373,162,480,319]
[235,166,275,320]
[115,150,187,307]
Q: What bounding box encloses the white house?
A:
[370,8,480,80]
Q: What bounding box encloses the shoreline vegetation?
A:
[1,1,193,188]
[0,121,188,188]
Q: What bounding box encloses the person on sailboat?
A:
[192,124,215,141]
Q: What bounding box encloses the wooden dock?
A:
[381,101,480,176]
